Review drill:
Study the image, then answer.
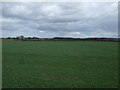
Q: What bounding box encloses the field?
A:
[2,41,118,88]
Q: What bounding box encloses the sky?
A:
[1,2,118,38]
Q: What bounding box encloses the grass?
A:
[2,41,118,88]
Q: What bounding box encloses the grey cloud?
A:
[2,2,118,38]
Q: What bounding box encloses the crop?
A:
[2,41,118,88]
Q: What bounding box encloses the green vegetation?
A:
[2,41,118,88]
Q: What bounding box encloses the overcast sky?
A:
[1,2,118,38]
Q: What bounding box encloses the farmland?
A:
[2,41,118,88]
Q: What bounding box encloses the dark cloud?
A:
[1,2,118,38]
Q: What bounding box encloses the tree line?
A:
[1,35,120,42]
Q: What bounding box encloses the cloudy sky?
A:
[1,2,118,38]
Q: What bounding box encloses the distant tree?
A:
[33,37,39,39]
[27,37,32,39]
[19,35,24,40]
[16,35,24,40]
[7,37,11,39]
[16,37,19,39]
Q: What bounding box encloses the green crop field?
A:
[2,41,118,88]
